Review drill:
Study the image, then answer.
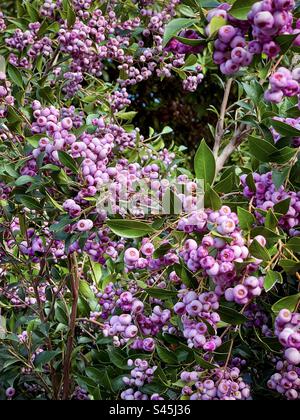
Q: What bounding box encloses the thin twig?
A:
[216,124,251,174]
[62,253,80,400]
[214,78,233,157]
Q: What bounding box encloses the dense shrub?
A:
[0,0,299,401]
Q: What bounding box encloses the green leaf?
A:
[45,192,64,212]
[178,4,197,17]
[90,260,102,286]
[248,136,277,162]
[79,280,95,303]
[49,216,72,232]
[246,173,256,193]
[34,351,60,368]
[153,243,173,259]
[145,288,178,300]
[276,34,299,54]
[194,139,216,186]
[214,172,235,194]
[163,18,198,47]
[286,237,300,254]
[115,111,137,121]
[194,353,216,370]
[229,0,258,20]
[26,134,44,148]
[7,63,24,88]
[174,263,198,289]
[15,175,35,187]
[272,293,300,314]
[156,346,178,364]
[265,209,278,230]
[251,227,283,242]
[271,119,300,137]
[174,36,206,47]
[55,302,69,325]
[58,151,78,173]
[85,367,105,384]
[218,305,248,325]
[242,81,264,102]
[209,16,226,36]
[272,168,290,189]
[237,207,255,231]
[270,147,296,164]
[107,220,155,238]
[204,185,221,210]
[42,164,61,172]
[25,3,40,21]
[62,0,76,27]
[196,0,220,7]
[18,195,43,211]
[249,239,271,261]
[273,198,291,215]
[183,54,198,68]
[254,329,282,353]
[279,260,300,274]
[67,3,76,27]
[264,271,283,292]
[108,347,130,370]
[161,126,173,135]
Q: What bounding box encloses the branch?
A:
[62,253,80,400]
[213,78,233,158]
[216,124,250,174]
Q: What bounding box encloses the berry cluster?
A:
[121,359,163,400]
[91,282,123,321]
[6,23,53,69]
[179,207,264,301]
[211,23,253,75]
[248,0,296,56]
[241,172,300,236]
[265,67,300,103]
[224,276,264,305]
[275,309,300,365]
[124,239,179,272]
[0,181,11,200]
[72,387,90,401]
[174,289,221,351]
[0,71,14,117]
[0,11,6,32]
[52,0,202,95]
[180,366,251,400]
[244,303,273,337]
[101,288,170,351]
[0,281,49,308]
[110,88,132,112]
[268,359,300,400]
[209,1,298,75]
[40,0,61,18]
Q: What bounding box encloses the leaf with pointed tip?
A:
[107,220,155,238]
[194,140,216,186]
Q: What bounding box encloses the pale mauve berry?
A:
[285,348,300,365]
[77,219,93,232]
[218,26,238,44]
[6,387,16,398]
[124,248,140,264]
